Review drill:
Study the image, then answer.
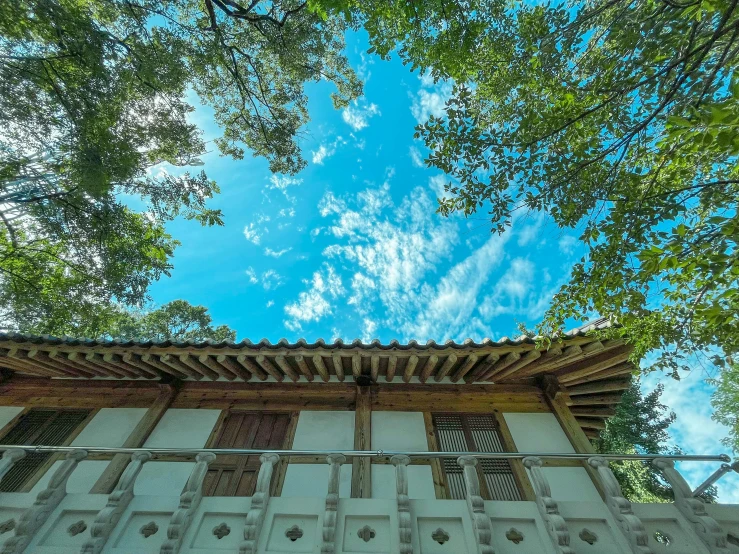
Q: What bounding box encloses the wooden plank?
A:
[157,354,201,380]
[0,351,57,377]
[312,355,330,383]
[569,406,617,418]
[491,350,542,381]
[256,355,284,381]
[177,354,219,380]
[274,355,300,382]
[402,355,419,383]
[516,345,583,378]
[566,377,631,396]
[568,393,624,407]
[119,353,161,379]
[385,355,398,382]
[141,353,190,380]
[564,363,635,386]
[434,354,457,382]
[351,354,361,379]
[492,410,536,502]
[90,383,179,493]
[68,352,124,379]
[86,353,139,379]
[479,352,520,381]
[48,351,105,378]
[272,411,300,496]
[423,412,448,499]
[556,347,632,383]
[576,417,607,430]
[199,354,237,381]
[331,355,345,382]
[447,354,477,383]
[216,355,252,381]
[235,355,267,381]
[418,355,439,384]
[352,387,371,498]
[294,355,314,382]
[464,353,500,383]
[28,349,92,378]
[370,356,379,382]
[103,353,153,379]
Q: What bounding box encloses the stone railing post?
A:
[588,456,652,554]
[1,450,88,554]
[321,454,345,554]
[81,451,152,554]
[522,456,573,554]
[240,453,280,554]
[457,456,495,554]
[653,458,729,553]
[0,449,25,482]
[391,455,412,554]
[161,452,217,554]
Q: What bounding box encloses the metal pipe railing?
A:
[0,445,730,462]
[691,461,739,497]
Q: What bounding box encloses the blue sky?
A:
[146,32,738,500]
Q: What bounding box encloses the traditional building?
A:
[0,323,735,553]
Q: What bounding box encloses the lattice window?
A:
[432,413,521,501]
[0,409,91,492]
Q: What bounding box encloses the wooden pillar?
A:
[90,382,179,494]
[351,386,371,498]
[539,374,605,499]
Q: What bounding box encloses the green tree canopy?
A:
[710,361,739,454]
[318,0,739,374]
[1,0,360,332]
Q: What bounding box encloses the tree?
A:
[710,361,739,455]
[1,0,360,331]
[319,0,739,374]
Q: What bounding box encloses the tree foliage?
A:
[1,0,360,331]
[318,0,739,373]
[710,361,739,455]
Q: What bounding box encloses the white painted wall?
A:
[71,408,147,447]
[133,461,196,496]
[504,412,602,502]
[0,406,23,430]
[30,460,110,495]
[502,413,575,453]
[371,464,436,500]
[292,411,355,451]
[281,463,352,498]
[143,408,221,448]
[371,412,429,451]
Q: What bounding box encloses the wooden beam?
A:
[311,355,330,383]
[68,352,124,379]
[449,354,478,383]
[423,412,447,499]
[464,353,501,383]
[103,353,153,379]
[274,355,300,382]
[26,349,87,378]
[256,355,284,382]
[176,354,219,380]
[331,355,345,382]
[565,363,635,387]
[434,354,457,382]
[479,352,520,381]
[198,354,236,381]
[402,355,419,383]
[385,355,397,382]
[569,406,617,418]
[352,387,371,499]
[0,352,55,377]
[87,353,139,379]
[49,351,106,378]
[236,355,268,381]
[293,355,314,382]
[516,345,582,378]
[370,356,379,382]
[575,417,607,430]
[556,347,632,384]
[566,377,631,396]
[119,353,160,379]
[491,350,542,381]
[215,355,252,381]
[568,393,624,407]
[90,383,179,493]
[418,355,439,384]
[351,354,361,379]
[156,354,200,380]
[492,410,536,501]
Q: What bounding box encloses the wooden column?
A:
[90,382,179,494]
[539,374,605,499]
[351,386,371,498]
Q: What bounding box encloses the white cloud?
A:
[311,136,346,165]
[284,264,344,331]
[265,247,292,258]
[478,258,556,322]
[409,146,424,168]
[279,208,295,218]
[411,74,453,124]
[516,213,546,247]
[267,174,302,203]
[342,101,380,131]
[558,235,578,255]
[428,175,448,199]
[243,223,262,245]
[266,300,275,308]
[245,267,285,290]
[245,267,258,284]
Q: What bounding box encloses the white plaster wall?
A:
[0,406,23,430]
[371,464,435,499]
[143,408,221,448]
[539,467,602,502]
[281,463,352,498]
[502,412,575,453]
[292,411,355,451]
[371,412,428,451]
[30,460,110,495]
[71,408,147,447]
[132,461,195,496]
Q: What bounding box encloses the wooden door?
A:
[202,411,290,496]
[431,413,522,501]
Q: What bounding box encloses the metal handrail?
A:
[0,445,730,462]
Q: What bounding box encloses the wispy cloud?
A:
[411,73,453,124]
[246,267,285,290]
[284,264,344,331]
[267,174,302,203]
[312,136,346,165]
[265,247,292,258]
[409,146,425,168]
[243,223,262,245]
[279,207,295,218]
[558,235,578,255]
[342,101,380,131]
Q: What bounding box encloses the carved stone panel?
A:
[341,515,391,554]
[264,514,318,553]
[417,517,468,554]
